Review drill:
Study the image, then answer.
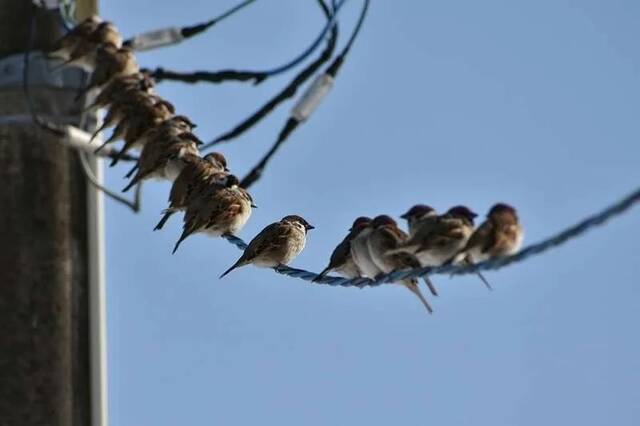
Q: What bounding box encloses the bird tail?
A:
[171,226,194,254]
[153,209,175,231]
[219,258,246,279]
[460,256,493,291]
[312,266,332,283]
[404,280,433,314]
[121,176,140,193]
[89,122,109,144]
[124,163,139,179]
[109,144,130,167]
[422,276,439,297]
[475,270,493,291]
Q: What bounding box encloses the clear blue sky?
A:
[101,1,640,425]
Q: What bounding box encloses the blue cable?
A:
[260,0,349,77]
[223,187,640,287]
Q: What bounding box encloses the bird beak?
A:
[224,167,230,172]
[191,123,197,129]
[400,212,409,219]
[306,224,315,230]
[251,203,258,208]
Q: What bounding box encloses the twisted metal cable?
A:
[223,187,640,287]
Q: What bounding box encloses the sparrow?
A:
[48,15,102,61]
[52,21,123,71]
[172,175,256,254]
[83,71,155,111]
[400,204,438,237]
[120,115,197,180]
[313,216,372,282]
[107,100,178,166]
[395,206,478,268]
[453,202,524,272]
[122,114,195,151]
[220,215,314,278]
[350,218,383,279]
[90,91,164,144]
[367,215,438,312]
[153,152,229,231]
[75,44,138,98]
[94,97,176,159]
[122,132,201,192]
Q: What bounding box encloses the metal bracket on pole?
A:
[0,52,135,161]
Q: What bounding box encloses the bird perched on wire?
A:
[400,204,438,237]
[75,43,138,98]
[172,175,256,254]
[154,152,229,231]
[220,215,314,278]
[120,115,197,179]
[48,15,102,61]
[122,131,201,192]
[350,218,384,279]
[93,96,176,161]
[90,91,169,144]
[313,216,372,282]
[367,215,438,312]
[394,206,477,267]
[453,203,524,268]
[52,21,123,71]
[83,71,155,111]
[124,114,195,150]
[107,100,181,166]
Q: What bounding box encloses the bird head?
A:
[446,206,478,223]
[282,215,315,231]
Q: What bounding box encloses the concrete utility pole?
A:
[0,1,105,425]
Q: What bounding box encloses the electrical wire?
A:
[239,0,369,189]
[178,0,258,39]
[148,0,349,85]
[222,187,640,287]
[123,0,258,50]
[201,0,338,149]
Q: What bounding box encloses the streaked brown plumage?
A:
[84,72,155,111]
[220,215,314,278]
[154,153,229,231]
[78,44,138,96]
[395,206,477,267]
[313,216,371,282]
[49,15,102,60]
[367,215,437,314]
[172,175,255,254]
[400,204,438,237]
[107,100,177,166]
[90,91,164,144]
[53,21,122,70]
[454,203,524,266]
[122,132,200,192]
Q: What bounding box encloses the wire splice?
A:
[125,27,183,52]
[201,0,338,149]
[237,0,369,189]
[291,73,334,122]
[149,0,348,85]
[123,0,257,51]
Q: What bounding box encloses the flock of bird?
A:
[48,16,524,314]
